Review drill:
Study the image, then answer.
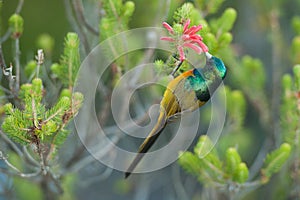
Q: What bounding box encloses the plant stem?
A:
[15,38,21,91]
[22,146,40,167]
[0,44,7,73]
[0,130,23,157]
[15,0,24,14]
[0,150,41,178]
[171,60,183,76]
[40,174,61,200]
[69,0,91,55]
[73,0,99,35]
[64,0,90,56]
[172,165,189,200]
[66,135,119,173]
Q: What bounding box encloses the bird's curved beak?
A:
[205,52,212,60]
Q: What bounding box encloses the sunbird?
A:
[125,52,227,178]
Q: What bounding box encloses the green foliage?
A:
[291,36,300,64]
[203,8,236,54]
[194,135,218,157]
[51,63,63,79]
[114,179,131,195]
[194,136,223,183]
[8,13,24,39]
[14,176,44,200]
[52,92,83,146]
[282,74,293,91]
[1,0,299,199]
[2,78,83,149]
[281,65,300,145]
[59,173,77,200]
[203,33,218,54]
[218,32,233,49]
[51,32,80,87]
[60,88,72,99]
[233,162,249,183]
[179,136,224,186]
[293,64,300,89]
[0,11,84,198]
[225,87,247,129]
[218,129,254,162]
[292,16,300,35]
[24,60,37,78]
[99,0,135,41]
[194,0,225,15]
[261,143,291,181]
[173,3,194,24]
[179,136,251,186]
[225,147,241,176]
[175,3,295,197]
[8,153,43,200]
[36,33,55,55]
[210,86,251,162]
[154,59,165,74]
[224,53,269,126]
[98,0,135,74]
[178,151,203,175]
[210,8,237,36]
[239,56,265,91]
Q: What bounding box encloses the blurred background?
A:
[1,0,300,199]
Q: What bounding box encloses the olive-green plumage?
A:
[125,52,227,178]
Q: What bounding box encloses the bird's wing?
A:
[160,70,196,117]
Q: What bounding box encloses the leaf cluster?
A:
[51,33,81,87]
[2,78,83,150]
[99,0,135,41]
[179,136,249,186]
[179,136,291,186]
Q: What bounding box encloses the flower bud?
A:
[233,162,249,183]
[36,34,55,55]
[282,74,292,92]
[293,65,300,89]
[292,16,300,35]
[25,60,37,78]
[123,1,135,17]
[226,147,241,175]
[8,14,24,39]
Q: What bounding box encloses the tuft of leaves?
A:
[2,78,83,150]
[99,0,135,41]
[225,147,242,176]
[281,65,300,145]
[51,32,80,88]
[194,0,225,15]
[173,3,194,24]
[224,87,247,129]
[210,8,237,36]
[179,136,225,186]
[261,143,291,182]
[179,136,250,186]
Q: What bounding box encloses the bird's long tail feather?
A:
[125,112,167,178]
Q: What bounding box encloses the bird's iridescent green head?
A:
[205,52,227,79]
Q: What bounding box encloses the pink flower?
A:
[161,19,208,61]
